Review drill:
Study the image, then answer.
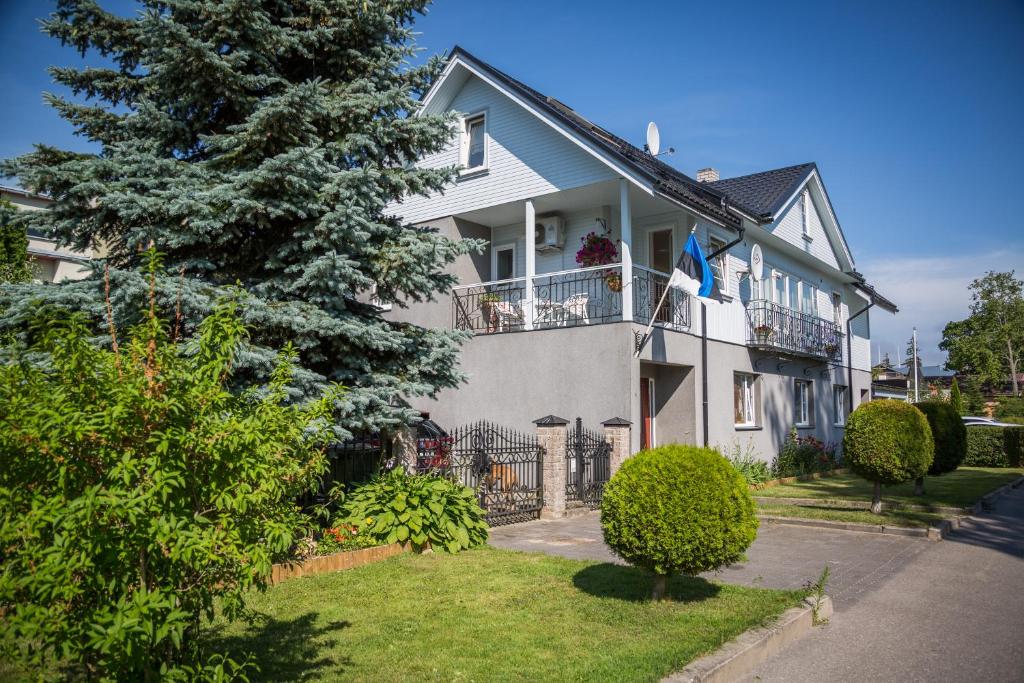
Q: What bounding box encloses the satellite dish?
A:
[750,244,764,281]
[646,121,660,156]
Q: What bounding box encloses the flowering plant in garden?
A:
[316,523,379,555]
[772,428,839,478]
[576,232,618,267]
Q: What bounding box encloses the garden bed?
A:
[211,547,805,682]
[271,543,406,585]
[751,468,849,491]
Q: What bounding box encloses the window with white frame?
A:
[460,112,487,172]
[801,190,811,239]
[370,283,392,312]
[493,243,515,281]
[800,281,817,316]
[707,236,728,296]
[832,291,843,326]
[734,372,759,427]
[833,385,847,425]
[795,379,813,427]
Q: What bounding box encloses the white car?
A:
[962,416,1020,427]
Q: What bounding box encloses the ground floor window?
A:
[734,372,759,427]
[833,385,847,425]
[795,379,813,427]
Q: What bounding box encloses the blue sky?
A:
[2,0,1022,364]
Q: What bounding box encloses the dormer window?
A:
[460,112,488,173]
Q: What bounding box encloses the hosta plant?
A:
[341,469,488,553]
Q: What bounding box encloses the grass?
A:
[755,466,1024,510]
[756,502,945,528]
[205,547,804,682]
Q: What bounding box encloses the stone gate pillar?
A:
[602,417,632,477]
[534,415,569,519]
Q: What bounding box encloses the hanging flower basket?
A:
[753,324,774,344]
[576,232,618,268]
[605,273,623,292]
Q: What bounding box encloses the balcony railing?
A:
[746,299,843,361]
[633,265,690,329]
[451,263,691,334]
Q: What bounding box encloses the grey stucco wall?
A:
[407,322,634,433]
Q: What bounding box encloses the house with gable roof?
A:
[383,47,897,459]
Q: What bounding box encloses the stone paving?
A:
[488,512,931,607]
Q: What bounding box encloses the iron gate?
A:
[565,417,611,509]
[441,421,545,526]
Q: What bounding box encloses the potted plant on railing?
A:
[824,340,840,357]
[753,323,774,345]
[575,231,620,291]
[480,292,502,333]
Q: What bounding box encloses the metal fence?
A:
[451,277,529,333]
[746,299,843,361]
[633,266,690,329]
[565,417,611,509]
[531,264,623,328]
[439,421,545,526]
[300,434,391,508]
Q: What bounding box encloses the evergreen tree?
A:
[0,199,31,284]
[1,1,476,433]
[949,376,964,415]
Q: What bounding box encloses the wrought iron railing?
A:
[632,265,690,329]
[746,299,843,361]
[451,276,528,333]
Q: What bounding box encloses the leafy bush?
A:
[600,445,758,599]
[772,429,838,478]
[0,286,338,680]
[965,426,1016,467]
[723,439,770,486]
[994,397,1024,418]
[844,400,934,485]
[914,401,967,475]
[341,469,488,553]
[1005,428,1024,467]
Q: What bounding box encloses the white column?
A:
[524,198,536,330]
[619,179,633,322]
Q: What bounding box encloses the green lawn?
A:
[757,502,945,528]
[206,547,804,682]
[755,467,1023,510]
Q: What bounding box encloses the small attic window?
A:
[801,190,811,239]
[460,112,487,174]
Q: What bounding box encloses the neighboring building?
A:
[872,361,909,401]
[385,47,897,458]
[1,185,93,282]
[921,365,956,400]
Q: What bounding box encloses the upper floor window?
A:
[801,190,811,239]
[460,112,487,172]
[493,243,515,281]
[832,291,843,326]
[707,236,728,296]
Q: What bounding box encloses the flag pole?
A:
[634,227,697,358]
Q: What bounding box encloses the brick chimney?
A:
[697,168,719,183]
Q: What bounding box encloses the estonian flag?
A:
[667,233,722,302]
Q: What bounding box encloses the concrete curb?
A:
[969,475,1024,515]
[757,514,958,541]
[753,495,966,515]
[663,595,834,683]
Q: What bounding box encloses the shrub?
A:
[994,397,1024,418]
[914,401,967,475]
[600,445,758,599]
[965,427,1009,466]
[313,523,380,556]
[949,377,964,415]
[0,285,338,679]
[341,469,488,553]
[1005,428,1024,467]
[843,400,934,512]
[723,439,770,486]
[772,429,838,478]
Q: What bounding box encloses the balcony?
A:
[451,264,689,333]
[746,299,843,361]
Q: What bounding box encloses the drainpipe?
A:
[846,299,874,415]
[700,227,746,447]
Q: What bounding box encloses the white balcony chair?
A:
[561,293,590,326]
[493,301,523,331]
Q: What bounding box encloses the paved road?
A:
[742,484,1024,682]
[490,511,931,608]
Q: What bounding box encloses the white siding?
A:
[489,208,620,279]
[394,76,617,224]
[769,191,841,270]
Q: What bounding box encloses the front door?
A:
[640,377,654,450]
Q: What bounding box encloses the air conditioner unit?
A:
[534,215,566,252]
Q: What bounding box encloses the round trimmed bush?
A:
[600,444,757,598]
[844,400,934,488]
[914,401,966,475]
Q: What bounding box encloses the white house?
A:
[1,184,93,283]
[384,47,897,460]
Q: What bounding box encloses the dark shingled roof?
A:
[448,46,740,227]
[706,163,817,220]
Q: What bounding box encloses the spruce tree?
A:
[1,1,475,433]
